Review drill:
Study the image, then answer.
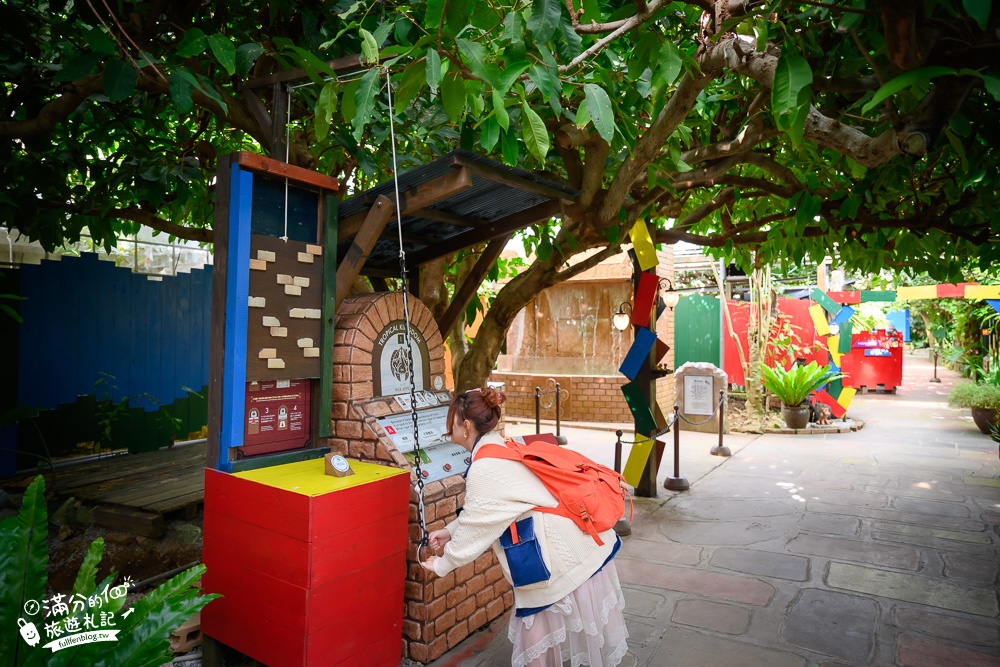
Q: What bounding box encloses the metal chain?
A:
[616,414,676,445]
[615,394,724,444]
[676,396,726,426]
[385,69,428,558]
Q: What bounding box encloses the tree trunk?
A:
[453,247,571,391]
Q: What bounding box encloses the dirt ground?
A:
[1,485,203,595]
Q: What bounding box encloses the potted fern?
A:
[760,361,841,429]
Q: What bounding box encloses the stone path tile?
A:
[894,607,1000,646]
[781,589,877,663]
[617,558,775,606]
[671,598,751,635]
[797,488,890,508]
[620,537,702,565]
[871,529,1000,556]
[965,476,1000,489]
[651,626,806,667]
[826,562,1000,616]
[897,634,1000,667]
[806,501,988,531]
[877,454,984,471]
[653,518,789,546]
[942,553,1000,584]
[709,548,810,582]
[871,520,993,544]
[621,586,669,618]
[787,533,920,570]
[799,513,861,537]
[670,498,797,519]
[890,495,971,518]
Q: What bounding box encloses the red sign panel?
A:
[242,380,311,455]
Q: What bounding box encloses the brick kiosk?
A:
[330,291,513,663]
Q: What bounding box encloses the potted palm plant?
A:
[760,361,841,429]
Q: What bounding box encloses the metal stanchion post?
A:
[711,390,731,456]
[555,382,567,445]
[664,404,690,491]
[614,430,623,473]
[613,429,631,536]
[534,386,541,434]
[930,349,941,383]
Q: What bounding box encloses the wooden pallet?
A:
[40,443,208,537]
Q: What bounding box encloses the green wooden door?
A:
[674,294,721,368]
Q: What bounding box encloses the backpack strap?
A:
[472,442,523,463]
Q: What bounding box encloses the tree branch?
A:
[96,207,214,243]
[553,243,622,282]
[561,0,670,71]
[680,125,780,165]
[0,74,104,139]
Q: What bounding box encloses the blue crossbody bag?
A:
[499,517,551,587]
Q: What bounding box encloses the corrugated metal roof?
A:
[337,150,579,273]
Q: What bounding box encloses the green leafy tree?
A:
[3,0,1000,389]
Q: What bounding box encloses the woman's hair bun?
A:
[480,386,506,408]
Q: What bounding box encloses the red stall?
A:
[839,329,904,393]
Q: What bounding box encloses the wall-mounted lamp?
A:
[613,302,632,331]
[828,322,840,336]
[659,278,681,309]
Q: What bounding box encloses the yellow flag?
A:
[622,437,656,487]
[809,304,830,336]
[628,219,659,271]
[837,386,857,409]
[828,335,842,367]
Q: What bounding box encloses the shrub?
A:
[948,381,1000,411]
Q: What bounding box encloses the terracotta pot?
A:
[781,404,811,429]
[971,407,999,435]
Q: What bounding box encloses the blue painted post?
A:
[218,164,253,471]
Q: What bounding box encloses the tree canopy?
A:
[3,0,999,387]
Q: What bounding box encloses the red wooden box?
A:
[202,459,410,666]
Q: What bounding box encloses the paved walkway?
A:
[427,350,1000,666]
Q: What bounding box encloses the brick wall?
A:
[331,292,511,664]
[492,372,675,426]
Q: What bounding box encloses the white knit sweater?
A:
[432,431,618,610]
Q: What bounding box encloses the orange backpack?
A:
[474,437,634,546]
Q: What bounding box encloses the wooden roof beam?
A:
[448,153,577,203]
[337,166,473,242]
[400,199,561,268]
[335,195,394,308]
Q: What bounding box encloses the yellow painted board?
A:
[896,285,937,301]
[622,437,656,487]
[809,304,830,336]
[628,219,659,271]
[837,386,857,409]
[828,335,842,366]
[964,285,1000,300]
[234,458,409,496]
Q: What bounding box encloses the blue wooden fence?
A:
[1,253,212,476]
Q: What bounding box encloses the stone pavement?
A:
[425,350,1000,667]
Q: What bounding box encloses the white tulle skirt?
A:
[508,561,629,667]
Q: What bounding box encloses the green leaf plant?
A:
[0,476,218,667]
[760,361,842,408]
